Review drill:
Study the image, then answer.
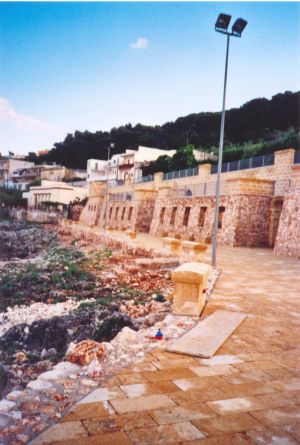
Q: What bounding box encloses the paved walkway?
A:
[30,246,300,445]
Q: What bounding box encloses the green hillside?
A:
[30,91,299,169]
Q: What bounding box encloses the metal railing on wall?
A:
[211,153,275,174]
[168,182,227,198]
[163,166,198,181]
[134,174,154,184]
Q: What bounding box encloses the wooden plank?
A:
[167,310,246,358]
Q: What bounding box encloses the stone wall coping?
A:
[181,241,207,250]
[162,237,181,246]
[226,177,274,185]
[274,148,295,155]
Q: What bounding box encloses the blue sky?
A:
[0,2,299,155]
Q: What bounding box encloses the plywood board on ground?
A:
[167,310,246,358]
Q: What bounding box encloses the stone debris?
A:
[66,340,105,366]
[0,220,57,261]
[120,300,167,319]
[0,221,220,445]
[0,301,82,338]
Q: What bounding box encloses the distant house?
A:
[87,146,215,186]
[6,163,71,191]
[0,159,34,188]
[23,180,88,209]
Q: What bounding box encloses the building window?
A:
[198,206,207,228]
[115,207,119,219]
[170,207,177,225]
[218,206,225,229]
[183,207,191,226]
[121,207,126,220]
[128,207,133,220]
[109,207,112,219]
[95,162,98,170]
[160,207,166,224]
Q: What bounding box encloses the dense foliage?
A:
[28,91,299,169]
[0,188,27,208]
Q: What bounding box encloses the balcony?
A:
[118,163,134,170]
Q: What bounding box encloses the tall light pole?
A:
[104,142,115,231]
[211,14,247,267]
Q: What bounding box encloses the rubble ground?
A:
[1,220,216,444]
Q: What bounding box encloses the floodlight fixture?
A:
[232,18,248,37]
[215,13,232,33]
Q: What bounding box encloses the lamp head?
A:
[215,13,232,33]
[232,18,248,37]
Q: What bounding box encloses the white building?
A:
[23,180,88,209]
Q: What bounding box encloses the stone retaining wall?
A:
[274,184,300,258]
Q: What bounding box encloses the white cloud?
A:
[130,37,149,50]
[0,97,53,132]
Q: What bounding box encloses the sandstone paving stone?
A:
[117,362,158,373]
[77,386,125,404]
[116,372,150,385]
[263,367,299,380]
[120,381,179,397]
[232,360,283,373]
[82,417,120,435]
[269,378,300,392]
[257,390,300,408]
[215,381,277,398]
[250,406,300,426]
[126,421,205,444]
[62,401,115,422]
[106,411,157,431]
[149,402,216,424]
[191,413,263,436]
[100,376,123,387]
[51,432,133,445]
[29,420,88,444]
[142,367,198,382]
[151,358,199,369]
[172,376,224,391]
[207,396,268,415]
[198,355,243,366]
[169,388,226,405]
[110,393,176,413]
[223,370,268,384]
[190,365,239,377]
[246,427,299,445]
[180,432,258,445]
[281,424,300,442]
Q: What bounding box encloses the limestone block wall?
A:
[135,200,156,232]
[233,195,271,247]
[149,194,271,247]
[106,200,136,230]
[274,185,300,258]
[79,196,103,226]
[150,196,224,242]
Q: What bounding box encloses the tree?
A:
[169,145,197,171]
